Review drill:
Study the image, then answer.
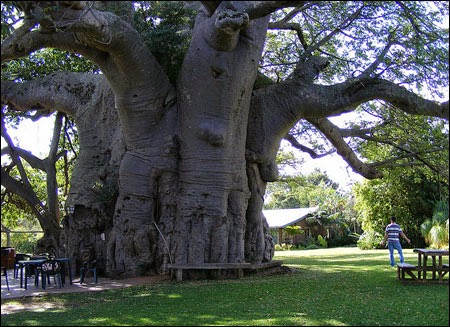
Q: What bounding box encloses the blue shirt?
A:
[385,223,402,242]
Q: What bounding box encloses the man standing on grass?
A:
[381,216,411,267]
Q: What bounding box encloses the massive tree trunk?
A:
[105,8,274,278]
[173,12,270,265]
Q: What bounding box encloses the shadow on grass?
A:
[1,248,448,326]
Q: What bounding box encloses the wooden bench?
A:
[397,263,418,281]
[167,263,252,281]
[167,260,284,281]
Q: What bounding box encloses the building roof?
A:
[263,207,319,228]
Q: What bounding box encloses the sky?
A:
[1,116,55,159]
[1,114,363,192]
[288,146,363,192]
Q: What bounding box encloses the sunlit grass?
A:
[1,247,448,326]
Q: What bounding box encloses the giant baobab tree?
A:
[1,1,448,278]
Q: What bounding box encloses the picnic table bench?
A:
[397,250,449,284]
[397,263,418,281]
[167,260,283,281]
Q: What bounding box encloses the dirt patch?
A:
[1,274,171,315]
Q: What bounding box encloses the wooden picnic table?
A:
[414,248,449,283]
[396,249,449,283]
[414,249,449,283]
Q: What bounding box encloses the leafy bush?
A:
[326,234,358,247]
[1,232,41,253]
[274,243,293,251]
[317,235,328,248]
[357,230,383,250]
[420,199,449,249]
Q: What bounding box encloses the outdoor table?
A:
[17,257,73,289]
[18,258,46,289]
[414,248,449,283]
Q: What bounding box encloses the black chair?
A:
[1,266,9,291]
[14,253,31,278]
[38,259,63,289]
[80,259,98,284]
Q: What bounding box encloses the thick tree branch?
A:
[46,112,64,217]
[2,2,175,119]
[1,72,100,117]
[235,1,306,20]
[1,115,55,228]
[200,1,307,51]
[283,133,334,159]
[1,17,37,59]
[249,52,447,183]
[1,146,46,171]
[1,115,33,188]
[255,75,448,128]
[340,78,448,120]
[3,3,115,59]
[307,118,382,179]
[0,168,59,230]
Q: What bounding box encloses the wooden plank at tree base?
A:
[167,263,251,281]
[167,261,284,281]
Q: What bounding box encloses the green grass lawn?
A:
[1,247,448,326]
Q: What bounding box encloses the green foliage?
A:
[357,229,383,250]
[1,1,21,41]
[274,243,293,251]
[1,163,49,229]
[1,209,42,252]
[1,140,73,241]
[266,158,359,247]
[420,200,449,249]
[263,2,449,96]
[1,232,42,253]
[284,225,303,236]
[275,149,304,172]
[2,48,98,83]
[304,243,319,250]
[265,165,340,210]
[353,167,448,247]
[356,107,449,186]
[133,1,196,84]
[317,235,327,248]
